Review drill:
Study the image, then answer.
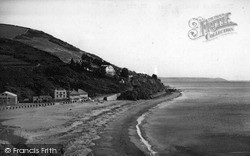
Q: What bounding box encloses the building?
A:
[54,89,67,101]
[33,95,52,103]
[103,65,116,77]
[69,89,88,102]
[103,93,121,101]
[69,89,81,102]
[78,89,88,98]
[0,91,18,105]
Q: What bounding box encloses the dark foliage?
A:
[0,25,166,102]
[118,75,165,100]
[118,90,138,101]
[120,68,129,78]
[0,39,132,101]
[152,74,158,79]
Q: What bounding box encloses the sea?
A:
[140,80,250,156]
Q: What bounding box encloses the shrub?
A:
[118,90,138,101]
[121,68,129,78]
[152,74,158,79]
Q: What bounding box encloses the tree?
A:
[152,74,158,79]
[81,54,93,63]
[120,68,129,78]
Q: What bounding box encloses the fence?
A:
[0,102,55,111]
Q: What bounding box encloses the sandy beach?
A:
[0,92,181,156]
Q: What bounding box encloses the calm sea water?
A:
[143,81,250,156]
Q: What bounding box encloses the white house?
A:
[104,65,116,77]
[54,89,67,101]
[0,91,18,105]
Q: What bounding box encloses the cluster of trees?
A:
[69,54,130,79]
[118,74,163,100]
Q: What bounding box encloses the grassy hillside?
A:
[0,24,165,102]
[0,39,130,101]
[0,24,103,63]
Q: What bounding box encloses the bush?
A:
[120,68,129,78]
[118,90,138,101]
[152,74,158,79]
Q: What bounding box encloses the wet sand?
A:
[90,92,181,156]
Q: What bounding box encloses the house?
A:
[78,89,88,98]
[69,89,81,102]
[102,65,116,77]
[33,95,52,103]
[0,91,18,105]
[69,89,88,102]
[54,89,67,101]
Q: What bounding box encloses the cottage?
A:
[33,95,52,103]
[78,89,88,98]
[103,65,116,77]
[69,89,81,102]
[0,91,18,105]
[54,89,67,101]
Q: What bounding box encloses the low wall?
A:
[104,93,121,101]
[0,102,55,111]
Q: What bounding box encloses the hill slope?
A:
[0,24,165,102]
[0,24,105,63]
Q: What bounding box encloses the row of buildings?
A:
[0,89,88,105]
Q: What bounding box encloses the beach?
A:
[0,92,181,156]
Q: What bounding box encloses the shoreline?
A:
[90,92,181,156]
[137,92,183,155]
[136,112,157,155]
[0,92,181,156]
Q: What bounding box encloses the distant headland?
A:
[161,77,227,82]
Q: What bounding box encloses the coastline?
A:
[90,92,181,156]
[0,92,181,156]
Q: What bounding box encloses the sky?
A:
[0,0,250,80]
